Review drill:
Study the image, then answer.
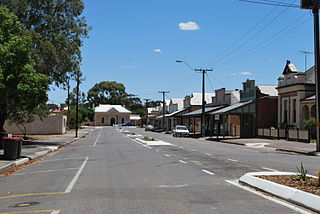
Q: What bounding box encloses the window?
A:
[293,99,296,123]
[311,105,316,118]
[283,100,288,123]
[302,106,309,121]
[101,117,105,124]
[121,118,124,124]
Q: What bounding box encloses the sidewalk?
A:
[0,127,93,174]
[208,137,319,156]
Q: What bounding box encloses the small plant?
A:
[317,171,320,187]
[143,136,155,141]
[130,132,136,135]
[296,162,309,181]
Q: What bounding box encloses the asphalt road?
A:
[0,127,317,214]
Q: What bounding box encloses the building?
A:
[94,104,131,126]
[211,79,278,138]
[277,61,315,129]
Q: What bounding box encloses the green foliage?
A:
[296,163,309,181]
[304,117,316,139]
[64,106,93,128]
[0,0,91,86]
[0,7,50,132]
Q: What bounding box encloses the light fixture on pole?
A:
[176,60,213,137]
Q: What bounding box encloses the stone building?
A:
[277,61,315,129]
[94,104,131,126]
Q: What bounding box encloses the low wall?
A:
[257,128,310,142]
[4,115,67,135]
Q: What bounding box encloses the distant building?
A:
[94,104,131,126]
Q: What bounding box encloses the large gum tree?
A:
[0,7,50,134]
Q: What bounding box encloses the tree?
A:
[0,7,50,133]
[87,81,128,106]
[0,0,91,86]
[304,117,316,139]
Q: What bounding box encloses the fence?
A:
[257,128,310,142]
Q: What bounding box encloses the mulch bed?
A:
[257,175,320,196]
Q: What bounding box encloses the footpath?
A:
[211,137,320,156]
[0,127,93,174]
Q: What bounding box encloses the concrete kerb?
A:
[239,171,320,213]
[0,130,90,175]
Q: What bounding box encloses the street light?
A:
[176,60,213,137]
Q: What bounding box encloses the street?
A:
[0,127,318,214]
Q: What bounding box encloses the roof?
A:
[304,95,315,101]
[283,60,298,75]
[210,101,253,115]
[183,106,224,117]
[191,93,215,105]
[165,108,186,117]
[257,85,278,96]
[130,115,141,120]
[95,104,131,113]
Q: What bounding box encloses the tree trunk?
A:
[0,104,7,135]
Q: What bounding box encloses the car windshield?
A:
[177,126,188,130]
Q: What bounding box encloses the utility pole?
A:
[75,72,80,138]
[301,1,320,152]
[159,91,169,130]
[67,77,70,130]
[299,50,313,72]
[195,68,213,137]
[144,99,150,126]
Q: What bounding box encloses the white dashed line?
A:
[205,153,213,156]
[262,167,278,172]
[227,159,239,162]
[65,157,89,193]
[164,154,171,157]
[190,149,196,152]
[179,160,187,164]
[93,128,102,147]
[155,150,159,152]
[201,169,215,175]
[225,179,312,214]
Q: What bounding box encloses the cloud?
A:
[179,21,200,31]
[123,65,136,70]
[153,49,162,53]
[240,72,252,75]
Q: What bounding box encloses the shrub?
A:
[296,163,309,181]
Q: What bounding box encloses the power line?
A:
[239,0,299,8]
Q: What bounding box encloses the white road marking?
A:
[179,146,184,148]
[52,211,60,214]
[13,168,79,176]
[93,128,103,147]
[158,184,189,188]
[227,159,239,162]
[65,157,89,193]
[179,160,187,164]
[190,149,196,152]
[225,179,312,214]
[155,150,159,152]
[262,167,279,172]
[201,169,215,175]
[205,153,213,156]
[164,154,171,157]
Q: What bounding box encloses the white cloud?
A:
[179,21,200,31]
[123,65,136,69]
[153,49,162,53]
[240,72,252,75]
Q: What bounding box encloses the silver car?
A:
[172,125,190,137]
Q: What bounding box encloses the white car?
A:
[172,125,190,137]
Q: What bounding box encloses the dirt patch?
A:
[143,136,155,141]
[257,175,320,196]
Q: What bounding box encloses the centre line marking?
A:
[164,154,170,157]
[190,149,196,152]
[0,210,61,214]
[93,128,103,147]
[262,167,278,172]
[13,168,79,176]
[227,159,238,162]
[179,160,187,164]
[205,153,213,156]
[65,157,89,193]
[201,170,215,175]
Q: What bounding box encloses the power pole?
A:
[144,99,150,126]
[299,50,313,72]
[195,68,213,137]
[75,72,80,138]
[67,77,70,130]
[159,91,169,130]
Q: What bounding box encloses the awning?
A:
[210,100,254,115]
[182,106,224,117]
[165,108,187,117]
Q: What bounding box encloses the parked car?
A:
[172,125,190,137]
[145,124,155,131]
[122,122,134,126]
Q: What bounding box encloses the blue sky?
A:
[48,0,314,105]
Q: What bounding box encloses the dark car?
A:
[122,122,134,126]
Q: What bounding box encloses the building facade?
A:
[94,104,131,126]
